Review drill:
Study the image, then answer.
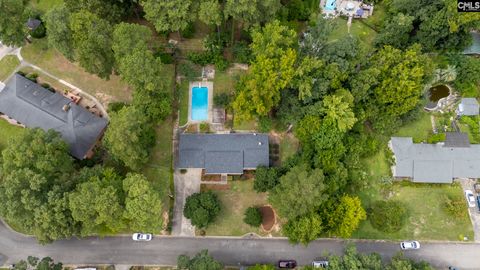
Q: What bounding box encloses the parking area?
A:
[458,178,480,242]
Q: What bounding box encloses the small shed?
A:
[26,18,41,30]
[457,98,480,116]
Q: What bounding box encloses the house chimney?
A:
[62,103,71,112]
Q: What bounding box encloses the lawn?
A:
[353,182,474,241]
[354,144,473,241]
[394,113,433,143]
[28,0,63,13]
[0,55,20,81]
[0,118,24,151]
[213,68,245,95]
[328,17,377,49]
[178,80,189,126]
[21,39,132,104]
[233,119,257,131]
[279,134,299,164]
[203,180,279,236]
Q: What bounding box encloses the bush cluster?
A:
[369,200,408,233]
[243,207,262,227]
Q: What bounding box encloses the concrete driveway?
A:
[171,168,202,236]
[458,179,480,242]
[0,42,15,61]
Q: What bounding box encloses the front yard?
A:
[0,55,20,81]
[202,180,280,237]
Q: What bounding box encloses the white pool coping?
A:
[188,81,213,124]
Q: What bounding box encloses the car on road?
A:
[465,190,475,208]
[278,260,297,268]
[312,260,329,268]
[132,233,152,241]
[400,241,420,250]
[477,195,480,212]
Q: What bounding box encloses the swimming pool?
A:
[325,0,336,11]
[191,86,208,121]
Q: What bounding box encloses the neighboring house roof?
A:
[178,133,269,174]
[390,134,480,183]
[26,18,41,30]
[0,74,108,159]
[458,98,479,116]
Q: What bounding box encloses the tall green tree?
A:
[112,22,152,63]
[199,0,222,30]
[68,167,125,236]
[123,173,163,232]
[64,0,125,23]
[321,94,357,132]
[141,0,195,33]
[103,106,155,170]
[183,191,221,228]
[0,0,26,46]
[70,10,114,79]
[0,129,76,243]
[44,5,75,60]
[177,250,223,270]
[325,195,366,238]
[269,165,328,220]
[375,13,414,49]
[233,21,297,121]
[283,213,323,245]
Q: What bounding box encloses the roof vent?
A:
[258,142,262,146]
[62,104,71,112]
[253,133,257,136]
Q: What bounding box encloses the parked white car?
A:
[312,260,329,268]
[400,241,420,250]
[465,190,476,207]
[132,233,152,241]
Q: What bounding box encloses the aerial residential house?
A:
[390,132,480,183]
[0,74,108,159]
[457,98,480,116]
[177,133,269,175]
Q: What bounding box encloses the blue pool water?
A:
[325,0,336,10]
[191,86,208,121]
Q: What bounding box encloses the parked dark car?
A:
[476,195,480,212]
[278,260,297,269]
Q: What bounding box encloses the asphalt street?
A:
[1,221,479,269]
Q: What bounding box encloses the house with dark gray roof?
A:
[178,133,269,174]
[0,74,108,159]
[390,132,480,183]
[457,98,479,116]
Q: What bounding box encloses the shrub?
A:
[180,169,188,174]
[258,117,272,133]
[213,93,231,107]
[25,73,38,82]
[427,133,446,144]
[369,200,408,233]
[178,62,199,80]
[40,83,50,89]
[443,192,467,218]
[254,166,279,192]
[200,122,210,133]
[180,22,195,38]
[156,52,174,64]
[233,41,252,64]
[30,23,46,38]
[244,207,262,227]
[108,102,127,113]
[16,71,26,76]
[183,191,221,228]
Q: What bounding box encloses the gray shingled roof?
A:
[0,74,108,159]
[26,18,41,30]
[444,132,470,148]
[178,133,269,174]
[458,98,479,116]
[390,136,480,183]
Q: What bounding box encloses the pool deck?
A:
[188,81,213,124]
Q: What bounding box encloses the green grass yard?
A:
[203,180,279,237]
[28,0,63,13]
[279,134,299,164]
[328,17,377,49]
[178,80,189,126]
[394,113,433,143]
[0,55,20,81]
[213,68,245,95]
[21,39,132,104]
[0,118,24,151]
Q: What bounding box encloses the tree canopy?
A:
[183,192,221,228]
[44,5,75,60]
[141,0,195,33]
[177,249,223,270]
[0,0,26,46]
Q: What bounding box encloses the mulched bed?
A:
[201,183,231,191]
[259,205,276,232]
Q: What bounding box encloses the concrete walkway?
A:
[458,179,480,242]
[171,168,202,236]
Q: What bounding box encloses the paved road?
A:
[1,221,480,269]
